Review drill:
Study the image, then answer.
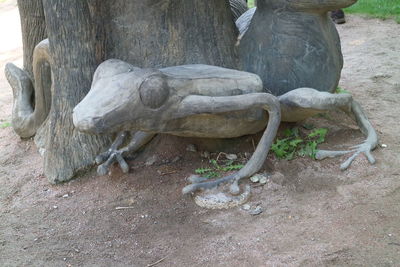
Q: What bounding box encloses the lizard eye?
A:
[139,74,169,109]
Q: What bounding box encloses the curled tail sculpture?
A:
[4,39,52,138]
[229,0,248,21]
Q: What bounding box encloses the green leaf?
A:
[195,168,212,174]
[335,87,351,94]
[210,159,220,169]
[0,122,11,128]
[221,164,244,172]
[272,127,328,160]
[289,138,303,147]
[308,128,328,144]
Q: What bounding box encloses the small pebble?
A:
[62,194,69,198]
[201,151,210,158]
[381,144,387,148]
[145,155,157,166]
[259,176,268,184]
[250,174,260,183]
[226,154,238,160]
[186,144,197,152]
[53,206,58,209]
[248,206,263,216]
[172,156,181,163]
[39,148,46,157]
[242,204,251,210]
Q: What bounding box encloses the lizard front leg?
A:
[175,93,281,194]
[96,131,155,175]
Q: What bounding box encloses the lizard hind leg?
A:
[278,88,378,170]
[315,100,378,170]
[180,93,281,195]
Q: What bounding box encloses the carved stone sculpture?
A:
[5,0,373,197]
[73,61,281,195]
[237,0,357,95]
[229,0,248,21]
[73,60,377,195]
[4,39,52,138]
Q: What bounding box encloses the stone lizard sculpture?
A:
[73,59,377,196]
[5,0,376,203]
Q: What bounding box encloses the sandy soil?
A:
[1,1,399,266]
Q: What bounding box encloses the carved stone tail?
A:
[229,0,248,21]
[4,39,52,138]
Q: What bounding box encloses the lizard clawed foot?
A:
[95,131,130,175]
[183,174,241,195]
[97,149,130,175]
[316,141,376,170]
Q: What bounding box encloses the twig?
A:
[216,152,227,162]
[115,206,135,210]
[160,170,178,176]
[252,138,256,152]
[147,255,168,267]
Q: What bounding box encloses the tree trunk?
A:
[17,0,47,79]
[40,0,238,183]
[103,0,238,68]
[41,0,111,182]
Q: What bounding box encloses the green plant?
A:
[335,86,351,94]
[0,121,11,128]
[195,158,244,179]
[247,0,256,8]
[271,127,328,160]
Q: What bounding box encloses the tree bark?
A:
[41,0,111,182]
[17,0,47,79]
[103,0,238,68]
[40,0,238,183]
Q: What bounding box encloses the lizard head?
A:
[73,59,170,134]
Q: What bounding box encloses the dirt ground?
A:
[1,1,400,266]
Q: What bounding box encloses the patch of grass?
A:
[247,0,256,8]
[335,86,351,94]
[271,127,328,160]
[0,121,11,128]
[195,158,244,179]
[344,0,400,23]
[247,0,400,22]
